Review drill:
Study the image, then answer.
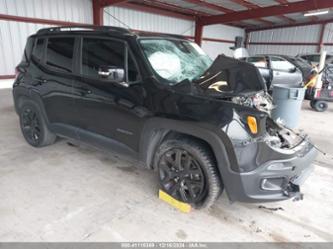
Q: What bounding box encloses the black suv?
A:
[13,26,317,208]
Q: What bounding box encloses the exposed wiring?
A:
[288,127,330,157]
[181,23,195,36]
[103,6,196,38]
[103,9,132,29]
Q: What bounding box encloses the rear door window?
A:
[46,37,75,73]
[82,38,125,78]
[81,38,139,82]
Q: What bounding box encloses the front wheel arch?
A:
[139,118,234,200]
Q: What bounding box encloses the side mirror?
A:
[288,67,297,73]
[98,66,125,82]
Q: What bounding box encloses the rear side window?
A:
[81,38,139,82]
[32,38,45,62]
[46,37,75,73]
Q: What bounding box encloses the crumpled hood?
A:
[192,55,267,96]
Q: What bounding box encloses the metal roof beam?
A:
[116,2,196,20]
[275,0,316,23]
[184,0,275,26]
[93,0,104,25]
[146,0,209,16]
[0,13,87,26]
[184,0,274,25]
[231,0,293,24]
[202,0,333,26]
[100,0,128,7]
[246,17,333,32]
[183,0,233,13]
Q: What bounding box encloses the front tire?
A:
[155,138,223,209]
[19,100,56,147]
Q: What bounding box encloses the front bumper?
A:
[225,139,318,203]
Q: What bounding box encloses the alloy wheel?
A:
[159,148,206,203]
[21,108,41,144]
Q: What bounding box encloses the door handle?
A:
[80,88,92,96]
[33,78,47,85]
[36,78,47,84]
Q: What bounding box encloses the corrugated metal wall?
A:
[104,6,244,58]
[0,0,92,23]
[202,24,244,58]
[249,25,322,43]
[323,22,333,53]
[0,1,244,75]
[0,0,93,75]
[248,23,333,56]
[0,21,48,75]
[104,6,194,36]
[248,44,318,55]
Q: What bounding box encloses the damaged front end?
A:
[231,91,273,114]
[221,107,317,202]
[194,55,318,202]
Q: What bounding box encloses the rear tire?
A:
[19,100,57,147]
[155,138,223,209]
[312,100,328,112]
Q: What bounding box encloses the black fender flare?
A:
[139,117,240,200]
[13,87,50,126]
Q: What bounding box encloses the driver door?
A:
[72,37,145,153]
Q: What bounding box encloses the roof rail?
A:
[133,30,189,40]
[36,25,131,35]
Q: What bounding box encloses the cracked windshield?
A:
[140,39,212,84]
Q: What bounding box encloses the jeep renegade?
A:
[13,26,317,208]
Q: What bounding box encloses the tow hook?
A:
[283,182,304,201]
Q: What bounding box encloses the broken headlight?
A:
[232,92,273,114]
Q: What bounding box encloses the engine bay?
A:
[231,91,304,150]
[231,91,273,114]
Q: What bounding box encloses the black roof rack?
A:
[36,25,132,35]
[134,30,189,40]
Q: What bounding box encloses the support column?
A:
[93,0,104,26]
[244,31,250,48]
[317,23,326,52]
[194,18,203,46]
